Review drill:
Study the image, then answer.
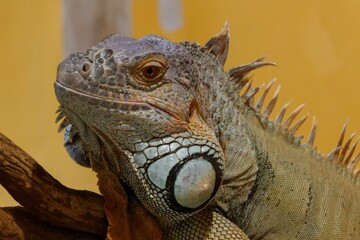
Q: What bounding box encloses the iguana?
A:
[54,25,360,239]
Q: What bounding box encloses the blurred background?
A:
[1,0,360,206]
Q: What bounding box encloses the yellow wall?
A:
[1,0,360,206]
[0,1,98,206]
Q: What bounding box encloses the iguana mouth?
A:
[54,81,185,123]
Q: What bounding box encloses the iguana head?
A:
[55,29,231,222]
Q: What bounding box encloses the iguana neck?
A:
[212,93,260,213]
[183,43,260,212]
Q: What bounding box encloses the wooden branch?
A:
[0,132,107,238]
[0,207,99,240]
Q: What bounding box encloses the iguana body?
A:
[55,26,360,239]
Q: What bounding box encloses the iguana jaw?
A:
[55,80,225,221]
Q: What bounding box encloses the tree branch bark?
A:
[0,207,100,240]
[0,132,107,239]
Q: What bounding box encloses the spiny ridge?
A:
[230,62,360,179]
[238,77,312,146]
[228,57,276,93]
[327,120,360,177]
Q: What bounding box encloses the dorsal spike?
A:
[262,85,281,118]
[233,78,250,92]
[248,95,254,108]
[289,113,309,134]
[354,151,360,164]
[338,120,349,145]
[354,168,360,177]
[244,86,262,105]
[338,132,356,164]
[327,146,342,161]
[205,21,229,66]
[297,135,305,141]
[282,104,305,129]
[228,58,276,85]
[244,86,261,101]
[274,101,291,126]
[333,119,349,160]
[255,78,277,112]
[344,136,360,165]
[241,80,253,97]
[347,152,360,173]
[228,69,244,84]
[307,116,317,147]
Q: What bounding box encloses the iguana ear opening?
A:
[205,22,230,66]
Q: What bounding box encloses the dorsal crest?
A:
[225,55,360,180]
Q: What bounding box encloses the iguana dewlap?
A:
[55,25,360,239]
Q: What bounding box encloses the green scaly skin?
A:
[55,27,360,239]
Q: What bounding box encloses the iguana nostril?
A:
[80,62,92,78]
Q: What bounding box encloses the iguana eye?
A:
[132,57,167,85]
[139,61,165,81]
[142,65,161,79]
